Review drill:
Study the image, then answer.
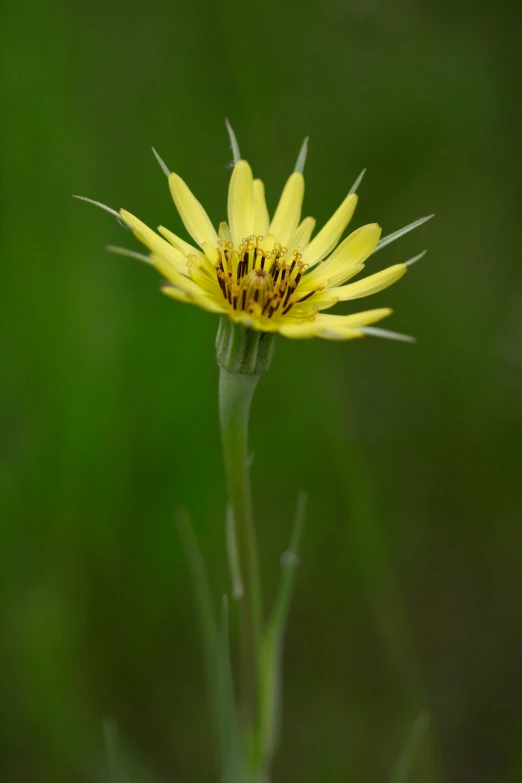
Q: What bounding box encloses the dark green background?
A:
[2,0,521,781]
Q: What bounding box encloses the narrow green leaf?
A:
[259,491,307,767]
[389,711,431,783]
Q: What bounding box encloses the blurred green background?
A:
[2,0,521,781]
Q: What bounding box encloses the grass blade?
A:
[102,720,169,783]
[259,491,307,767]
[217,596,246,783]
[103,720,131,783]
[389,711,431,783]
[174,511,219,762]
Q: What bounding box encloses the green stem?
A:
[219,367,263,732]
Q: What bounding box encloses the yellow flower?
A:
[80,126,431,342]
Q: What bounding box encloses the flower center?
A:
[214,235,308,318]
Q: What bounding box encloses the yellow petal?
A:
[329,264,407,301]
[297,262,364,297]
[304,224,382,289]
[119,210,188,276]
[253,178,269,236]
[259,233,276,255]
[159,286,192,304]
[301,193,358,267]
[187,257,222,297]
[161,283,227,314]
[279,307,391,340]
[150,253,201,293]
[284,293,339,319]
[168,172,218,248]
[316,328,364,341]
[315,308,392,329]
[287,217,316,254]
[279,307,393,340]
[218,221,233,243]
[158,225,203,259]
[284,309,392,340]
[151,250,220,301]
[268,172,304,246]
[278,321,325,339]
[279,320,363,341]
[301,267,363,305]
[200,242,220,265]
[228,160,255,245]
[159,224,216,278]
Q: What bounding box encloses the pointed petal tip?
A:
[152,147,171,176]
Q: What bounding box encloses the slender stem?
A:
[219,367,263,731]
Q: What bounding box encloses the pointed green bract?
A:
[359,326,416,343]
[105,245,155,266]
[405,249,427,267]
[349,168,366,195]
[72,195,121,220]
[294,136,309,174]
[152,147,171,177]
[225,119,241,165]
[373,215,434,253]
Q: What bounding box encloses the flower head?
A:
[79,125,431,342]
